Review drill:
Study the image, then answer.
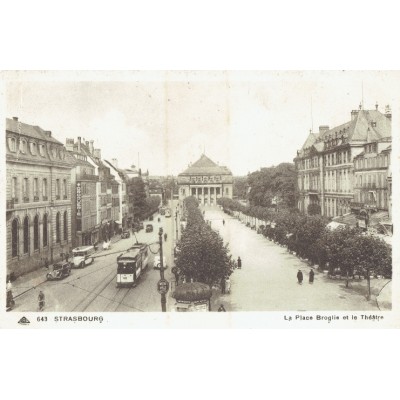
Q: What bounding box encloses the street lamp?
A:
[175,208,179,241]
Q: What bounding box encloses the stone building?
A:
[294,105,392,218]
[6,117,73,277]
[177,154,233,205]
[65,137,99,247]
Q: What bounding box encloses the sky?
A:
[3,70,399,176]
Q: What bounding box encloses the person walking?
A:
[237,257,242,269]
[297,270,303,285]
[222,219,225,226]
[221,277,226,294]
[38,290,45,311]
[225,277,231,294]
[218,304,226,312]
[309,269,315,284]
[164,232,167,242]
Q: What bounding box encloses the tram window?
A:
[117,263,135,273]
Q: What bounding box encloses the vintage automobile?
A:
[146,224,153,233]
[46,262,72,281]
[121,230,131,239]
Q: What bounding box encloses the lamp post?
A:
[175,208,179,241]
[157,227,168,312]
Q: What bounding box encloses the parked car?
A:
[149,215,154,221]
[146,224,153,233]
[121,230,130,239]
[46,262,72,280]
[153,255,167,269]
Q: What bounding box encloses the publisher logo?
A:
[18,316,30,325]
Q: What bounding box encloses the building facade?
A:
[65,137,99,247]
[294,105,392,218]
[6,118,73,277]
[177,154,233,205]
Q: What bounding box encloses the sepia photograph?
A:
[1,70,398,327]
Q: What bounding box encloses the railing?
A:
[23,196,30,203]
[42,195,48,201]
[33,195,39,202]
[63,195,68,199]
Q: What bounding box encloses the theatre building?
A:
[6,118,73,277]
[177,154,233,205]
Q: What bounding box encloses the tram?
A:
[116,243,149,288]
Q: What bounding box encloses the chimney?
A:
[385,105,392,120]
[351,110,359,121]
[65,138,75,151]
[112,158,118,168]
[77,136,81,152]
[89,140,94,155]
[85,140,89,148]
[319,125,329,135]
[375,102,379,111]
[12,117,18,121]
[45,130,52,137]
[94,148,101,159]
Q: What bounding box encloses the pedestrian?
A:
[218,304,226,312]
[225,277,231,294]
[38,290,45,311]
[309,269,315,284]
[223,219,225,226]
[44,258,49,269]
[164,233,167,241]
[297,269,303,284]
[237,256,242,269]
[65,252,70,263]
[221,277,226,294]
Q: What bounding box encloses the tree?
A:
[130,177,147,221]
[175,197,235,286]
[233,176,248,199]
[307,203,321,215]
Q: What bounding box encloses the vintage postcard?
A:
[1,70,399,328]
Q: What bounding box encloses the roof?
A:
[6,118,62,144]
[179,154,232,175]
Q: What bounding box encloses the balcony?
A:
[6,199,14,210]
[43,195,48,201]
[33,195,39,202]
[63,195,68,199]
[23,196,30,203]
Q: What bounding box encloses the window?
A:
[30,142,37,155]
[216,187,220,195]
[198,188,202,195]
[33,178,38,200]
[56,212,61,243]
[39,143,45,156]
[63,179,67,199]
[23,216,29,254]
[11,219,19,258]
[9,137,17,152]
[20,139,27,154]
[210,187,214,195]
[55,179,60,199]
[43,214,48,247]
[204,188,208,195]
[12,177,17,200]
[42,178,48,199]
[63,211,68,241]
[23,178,29,201]
[34,215,39,250]
[225,187,229,195]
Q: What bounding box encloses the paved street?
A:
[10,210,176,313]
[204,206,391,312]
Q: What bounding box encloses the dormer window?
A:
[30,141,37,155]
[8,137,17,152]
[20,139,27,154]
[39,143,45,156]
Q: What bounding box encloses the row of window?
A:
[8,136,65,159]
[188,187,226,196]
[11,211,68,258]
[354,172,388,189]
[11,176,68,202]
[354,154,390,170]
